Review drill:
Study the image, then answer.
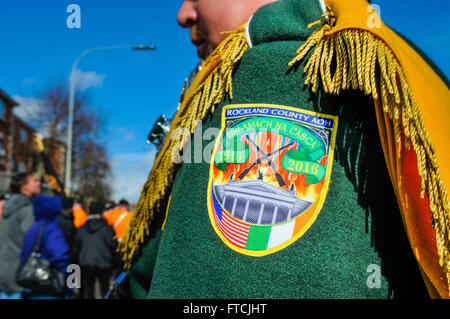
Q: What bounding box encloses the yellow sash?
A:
[289,0,450,298]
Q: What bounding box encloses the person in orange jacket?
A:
[102,201,118,226]
[73,201,88,229]
[111,199,132,243]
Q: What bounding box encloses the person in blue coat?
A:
[19,195,70,299]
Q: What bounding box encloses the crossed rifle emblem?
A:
[238,135,294,187]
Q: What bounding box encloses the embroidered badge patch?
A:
[207,104,338,256]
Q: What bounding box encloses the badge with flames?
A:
[207,104,338,256]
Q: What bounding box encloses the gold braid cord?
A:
[119,27,248,269]
[289,15,450,287]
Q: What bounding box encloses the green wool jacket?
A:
[127,0,429,299]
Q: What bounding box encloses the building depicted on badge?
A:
[214,180,312,226]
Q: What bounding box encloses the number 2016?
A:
[287,160,319,174]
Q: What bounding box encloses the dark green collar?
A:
[248,0,324,47]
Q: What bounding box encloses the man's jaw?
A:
[197,41,214,60]
[192,38,207,60]
[190,25,214,60]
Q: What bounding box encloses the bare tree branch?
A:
[30,81,111,201]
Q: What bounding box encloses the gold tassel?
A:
[119,26,248,269]
[289,15,450,287]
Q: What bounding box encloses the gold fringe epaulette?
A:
[119,26,249,269]
[288,10,450,290]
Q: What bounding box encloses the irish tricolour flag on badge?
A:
[207,104,338,256]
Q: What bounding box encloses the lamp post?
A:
[65,44,156,195]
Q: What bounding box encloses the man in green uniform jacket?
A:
[118,0,450,299]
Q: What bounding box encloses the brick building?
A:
[13,115,38,174]
[0,88,18,190]
[0,88,65,192]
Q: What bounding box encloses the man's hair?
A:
[62,197,75,210]
[10,172,33,194]
[89,201,105,216]
[118,199,129,206]
[104,200,116,210]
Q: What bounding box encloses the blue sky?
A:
[0,1,448,203]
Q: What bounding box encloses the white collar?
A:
[318,0,326,13]
[244,15,254,48]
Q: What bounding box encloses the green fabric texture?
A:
[128,0,428,299]
[128,228,162,299]
[127,202,166,299]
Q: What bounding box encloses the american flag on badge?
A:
[211,186,250,249]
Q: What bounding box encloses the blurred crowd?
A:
[0,171,132,299]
